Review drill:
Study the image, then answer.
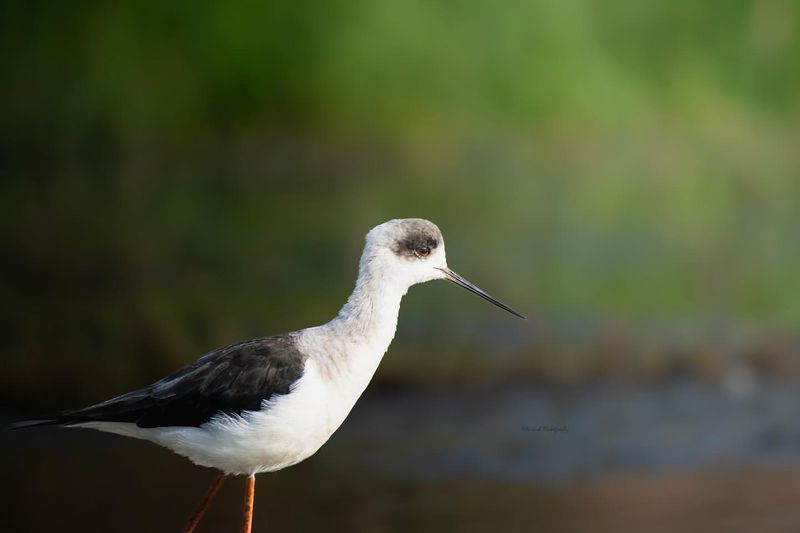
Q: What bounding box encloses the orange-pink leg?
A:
[182,473,226,533]
[242,474,256,533]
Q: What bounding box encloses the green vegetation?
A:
[2,1,799,404]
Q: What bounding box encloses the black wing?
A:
[14,335,307,429]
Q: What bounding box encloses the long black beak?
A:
[436,267,527,320]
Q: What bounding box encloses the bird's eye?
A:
[415,243,430,257]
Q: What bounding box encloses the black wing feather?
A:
[14,335,307,429]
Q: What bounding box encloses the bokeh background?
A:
[3,1,800,531]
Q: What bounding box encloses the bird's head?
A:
[360,218,525,319]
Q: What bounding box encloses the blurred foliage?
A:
[1,0,800,405]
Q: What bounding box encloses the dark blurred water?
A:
[4,378,800,532]
[336,377,800,482]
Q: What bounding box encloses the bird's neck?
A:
[296,268,408,437]
[332,268,408,352]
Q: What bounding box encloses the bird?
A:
[12,218,525,532]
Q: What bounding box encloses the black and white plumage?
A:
[23,336,306,429]
[14,218,524,530]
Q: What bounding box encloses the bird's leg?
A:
[181,473,226,533]
[242,474,256,533]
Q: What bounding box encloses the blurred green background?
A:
[3,1,800,532]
